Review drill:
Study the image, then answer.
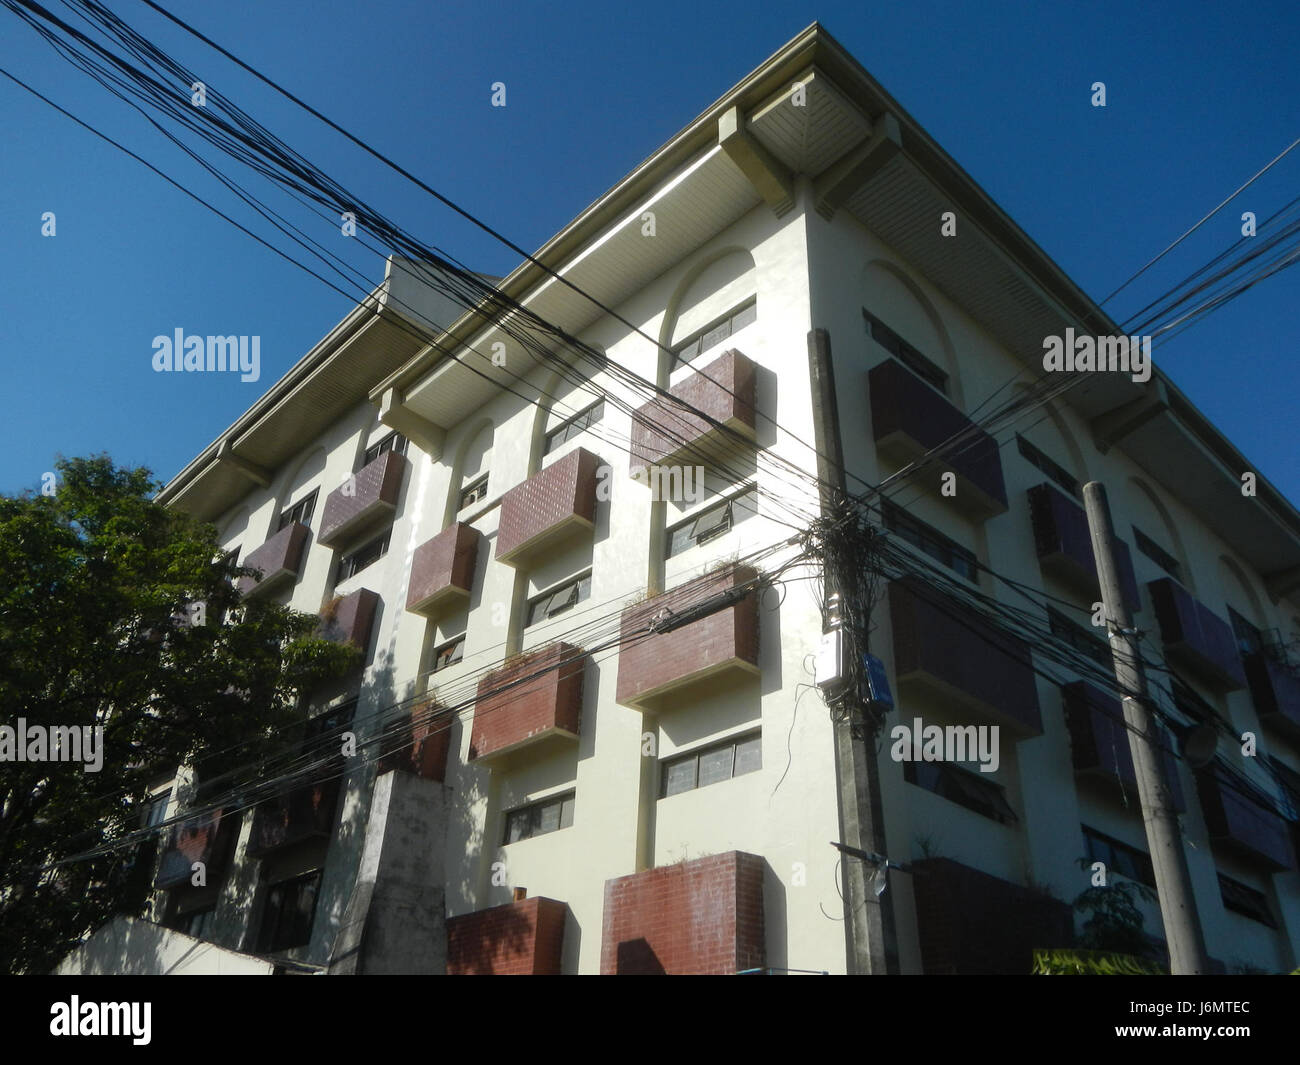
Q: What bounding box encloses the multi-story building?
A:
[59,23,1300,975]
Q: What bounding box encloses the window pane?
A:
[538,801,562,835]
[691,502,732,543]
[559,796,575,829]
[731,302,757,332]
[663,758,696,797]
[506,809,530,843]
[702,323,729,352]
[667,523,695,557]
[734,735,762,775]
[698,745,734,787]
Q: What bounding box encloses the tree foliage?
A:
[0,456,357,973]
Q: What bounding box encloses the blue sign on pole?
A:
[863,652,894,711]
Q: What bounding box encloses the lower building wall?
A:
[56,916,276,976]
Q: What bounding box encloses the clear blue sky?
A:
[1,0,1297,505]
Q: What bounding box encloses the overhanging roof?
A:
[159,23,1300,604]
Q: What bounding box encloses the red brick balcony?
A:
[615,565,760,711]
[911,857,1074,974]
[406,522,480,617]
[600,851,766,975]
[238,522,309,597]
[377,699,452,782]
[469,642,584,764]
[246,777,342,858]
[1028,483,1140,611]
[887,576,1042,737]
[319,588,378,650]
[1196,763,1295,871]
[446,897,568,975]
[869,358,1007,518]
[495,448,601,565]
[1244,652,1300,740]
[1148,579,1246,692]
[154,808,239,889]
[1061,681,1185,811]
[629,349,757,471]
[317,449,406,548]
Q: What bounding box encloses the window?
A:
[882,501,978,581]
[1267,756,1300,821]
[1016,435,1080,498]
[1228,607,1263,657]
[363,431,407,466]
[1049,608,1110,668]
[666,486,757,558]
[503,791,575,844]
[904,761,1017,824]
[1171,677,1231,731]
[303,699,356,758]
[256,870,323,953]
[671,299,757,368]
[525,571,592,627]
[459,473,489,511]
[142,790,171,829]
[1082,825,1155,887]
[337,532,389,582]
[1218,873,1276,927]
[863,309,948,393]
[659,732,761,798]
[544,399,604,454]
[429,635,465,674]
[181,905,216,939]
[278,489,318,531]
[1132,526,1181,581]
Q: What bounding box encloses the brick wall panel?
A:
[470,642,584,761]
[616,565,760,709]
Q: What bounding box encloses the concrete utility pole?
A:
[1083,481,1210,975]
[807,327,899,975]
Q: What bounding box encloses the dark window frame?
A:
[666,485,757,558]
[1048,607,1111,668]
[1016,434,1080,498]
[670,298,757,369]
[882,500,978,581]
[429,635,465,674]
[142,790,171,829]
[278,489,318,532]
[903,761,1018,825]
[303,698,357,758]
[256,869,323,953]
[863,308,948,394]
[337,531,390,583]
[525,571,592,627]
[1218,872,1276,927]
[659,731,762,799]
[1082,824,1156,888]
[544,398,604,454]
[503,791,576,845]
[458,473,489,511]
[1132,526,1181,581]
[1228,606,1263,658]
[363,430,407,467]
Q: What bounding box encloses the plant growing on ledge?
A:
[0,456,358,974]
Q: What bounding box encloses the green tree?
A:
[0,456,357,973]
